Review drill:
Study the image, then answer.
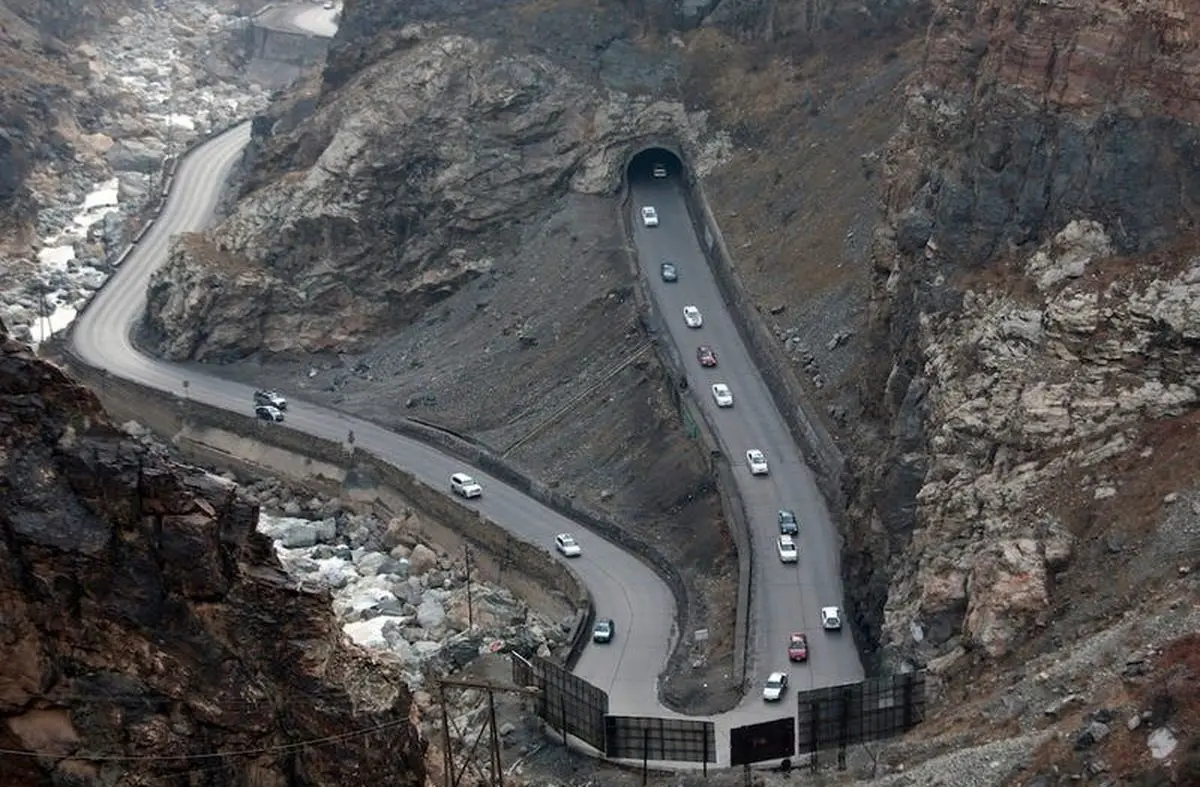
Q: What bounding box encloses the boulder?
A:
[105,138,165,175]
[409,544,438,576]
[416,596,446,630]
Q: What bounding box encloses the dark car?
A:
[593,618,614,644]
[660,261,678,282]
[255,405,285,422]
[788,632,809,662]
[697,345,717,367]
[777,509,799,535]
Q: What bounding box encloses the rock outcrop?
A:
[140,25,729,361]
[0,331,425,785]
[849,0,1200,669]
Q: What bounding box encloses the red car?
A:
[788,632,809,662]
[697,345,717,367]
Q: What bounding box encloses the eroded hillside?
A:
[0,322,427,785]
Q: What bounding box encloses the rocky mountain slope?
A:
[685,0,1200,782]
[131,0,1199,777]
[0,323,426,786]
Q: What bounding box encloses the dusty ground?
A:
[681,28,921,427]
[205,192,740,713]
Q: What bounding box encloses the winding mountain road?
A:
[66,11,863,762]
[629,175,865,695]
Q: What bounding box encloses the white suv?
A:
[821,606,842,630]
[450,473,482,498]
[746,449,769,475]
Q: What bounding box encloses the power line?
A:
[0,717,412,763]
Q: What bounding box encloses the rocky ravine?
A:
[0,0,272,345]
[0,324,426,786]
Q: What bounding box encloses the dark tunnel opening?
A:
[627,147,685,184]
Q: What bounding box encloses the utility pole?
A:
[437,676,541,787]
[464,545,474,630]
[35,278,47,346]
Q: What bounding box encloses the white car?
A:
[711,383,733,408]
[254,389,288,410]
[821,606,842,630]
[641,206,659,227]
[450,472,482,499]
[763,671,788,701]
[777,535,798,563]
[652,163,667,178]
[683,305,703,328]
[555,533,581,557]
[746,449,769,475]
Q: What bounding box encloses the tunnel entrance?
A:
[627,147,684,184]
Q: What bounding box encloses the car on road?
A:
[593,618,614,643]
[255,405,284,422]
[660,261,678,282]
[788,632,809,662]
[322,1,335,8]
[777,535,798,563]
[821,606,843,630]
[697,345,717,367]
[641,206,659,227]
[778,509,799,535]
[555,533,582,557]
[450,472,482,499]
[763,671,788,701]
[683,305,703,328]
[711,383,733,408]
[652,163,667,178]
[254,389,287,410]
[746,449,769,475]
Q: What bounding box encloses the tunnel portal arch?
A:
[626,147,685,185]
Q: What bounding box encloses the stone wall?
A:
[55,356,594,668]
[681,173,849,512]
[247,24,331,66]
[616,186,753,690]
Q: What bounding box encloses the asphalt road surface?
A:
[65,47,862,765]
[628,174,866,700]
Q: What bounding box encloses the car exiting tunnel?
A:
[627,147,684,184]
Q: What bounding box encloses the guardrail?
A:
[62,119,249,349]
[616,183,753,698]
[680,172,849,514]
[53,357,596,669]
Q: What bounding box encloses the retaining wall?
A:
[247,24,330,65]
[681,174,849,514]
[617,188,753,694]
[58,358,593,667]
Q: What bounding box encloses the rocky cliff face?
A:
[851,0,1200,670]
[0,332,426,785]
[141,24,727,361]
[0,0,147,245]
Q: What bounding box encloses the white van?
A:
[450,472,482,499]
